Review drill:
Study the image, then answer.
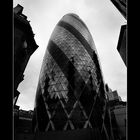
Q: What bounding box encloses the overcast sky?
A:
[13,0,127,110]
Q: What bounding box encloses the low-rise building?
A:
[14,106,34,140]
[105,84,127,140]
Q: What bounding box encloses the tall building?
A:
[14,4,39,104]
[32,13,113,140]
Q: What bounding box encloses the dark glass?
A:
[33,13,107,133]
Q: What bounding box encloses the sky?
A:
[13,0,127,111]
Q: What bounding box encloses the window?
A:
[23,40,27,49]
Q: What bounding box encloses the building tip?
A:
[64,13,80,18]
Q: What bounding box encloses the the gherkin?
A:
[32,13,108,135]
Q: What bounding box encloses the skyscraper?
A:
[33,13,108,138]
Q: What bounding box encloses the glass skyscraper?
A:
[33,13,107,134]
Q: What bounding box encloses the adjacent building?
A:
[110,0,127,19]
[14,4,39,139]
[106,90,122,102]
[14,4,39,104]
[14,108,33,134]
[111,103,126,140]
[108,1,127,138]
[32,13,113,140]
[117,25,127,66]
[14,106,34,140]
[105,84,127,140]
[110,0,127,67]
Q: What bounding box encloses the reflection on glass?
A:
[33,13,106,133]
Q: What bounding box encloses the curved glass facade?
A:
[33,13,106,132]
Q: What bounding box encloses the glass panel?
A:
[61,83,68,91]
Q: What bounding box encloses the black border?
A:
[0,1,13,140]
